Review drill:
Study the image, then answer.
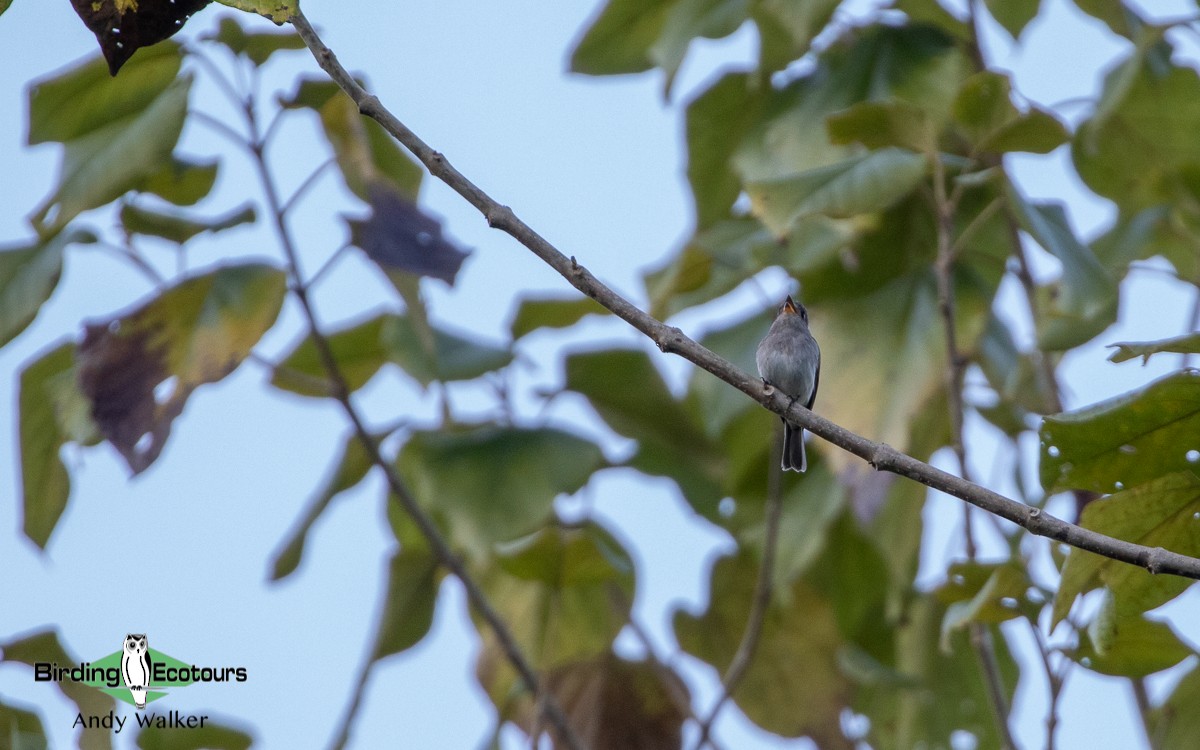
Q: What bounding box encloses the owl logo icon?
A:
[120,634,153,710]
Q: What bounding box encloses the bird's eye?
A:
[800,307,808,322]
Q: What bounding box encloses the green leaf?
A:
[1073,43,1200,211]
[1108,333,1200,364]
[282,78,422,202]
[751,0,839,74]
[1074,608,1193,678]
[370,549,441,659]
[119,202,256,244]
[508,295,608,339]
[213,0,295,23]
[76,263,286,474]
[18,342,93,549]
[270,433,379,580]
[2,630,114,750]
[271,313,511,397]
[565,349,725,517]
[0,699,46,750]
[747,148,929,236]
[569,0,675,75]
[855,595,1019,750]
[205,15,305,65]
[983,0,1040,40]
[685,72,766,227]
[476,522,635,670]
[893,0,971,40]
[1040,370,1200,494]
[136,157,220,206]
[27,42,182,145]
[381,315,510,386]
[650,0,748,95]
[398,427,605,558]
[0,0,12,16]
[953,71,1068,154]
[1052,472,1200,627]
[1153,664,1200,750]
[674,550,848,743]
[1006,190,1117,350]
[32,76,193,233]
[0,229,94,347]
[136,721,252,750]
[826,101,936,153]
[937,562,1032,650]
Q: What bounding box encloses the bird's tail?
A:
[782,422,806,472]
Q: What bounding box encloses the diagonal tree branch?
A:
[288,6,1200,588]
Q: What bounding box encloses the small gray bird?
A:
[756,295,821,472]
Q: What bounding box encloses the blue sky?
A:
[2,1,1198,748]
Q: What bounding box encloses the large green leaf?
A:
[2,630,114,750]
[685,72,767,228]
[747,147,928,236]
[136,721,252,750]
[370,549,442,659]
[855,595,1019,750]
[272,312,511,396]
[751,0,838,74]
[1074,608,1193,678]
[983,0,1040,40]
[0,229,94,347]
[215,0,295,22]
[734,24,967,188]
[1040,370,1200,494]
[18,341,97,549]
[32,76,193,233]
[398,427,605,558]
[565,348,725,517]
[205,15,305,66]
[75,263,286,474]
[1153,664,1200,750]
[475,522,635,670]
[674,550,848,744]
[952,71,1067,154]
[0,699,46,750]
[569,0,675,75]
[27,42,182,146]
[119,202,256,244]
[282,78,422,203]
[1052,471,1200,626]
[650,0,747,94]
[508,295,609,339]
[1007,190,1118,350]
[270,432,380,580]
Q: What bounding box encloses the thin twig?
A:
[288,6,1200,585]
[931,145,1016,750]
[692,424,786,750]
[281,156,337,216]
[1183,288,1200,369]
[238,60,583,750]
[1028,620,1065,750]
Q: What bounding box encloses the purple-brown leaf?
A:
[347,185,468,285]
[71,0,212,75]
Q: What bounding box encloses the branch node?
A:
[869,442,899,470]
[1146,547,1170,575]
[358,94,381,116]
[656,326,685,354]
[486,204,515,230]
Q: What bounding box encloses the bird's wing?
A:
[806,349,820,411]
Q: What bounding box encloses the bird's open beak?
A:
[783,296,798,315]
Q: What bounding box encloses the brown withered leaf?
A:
[479,645,690,750]
[71,0,212,75]
[76,320,186,474]
[347,184,469,285]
